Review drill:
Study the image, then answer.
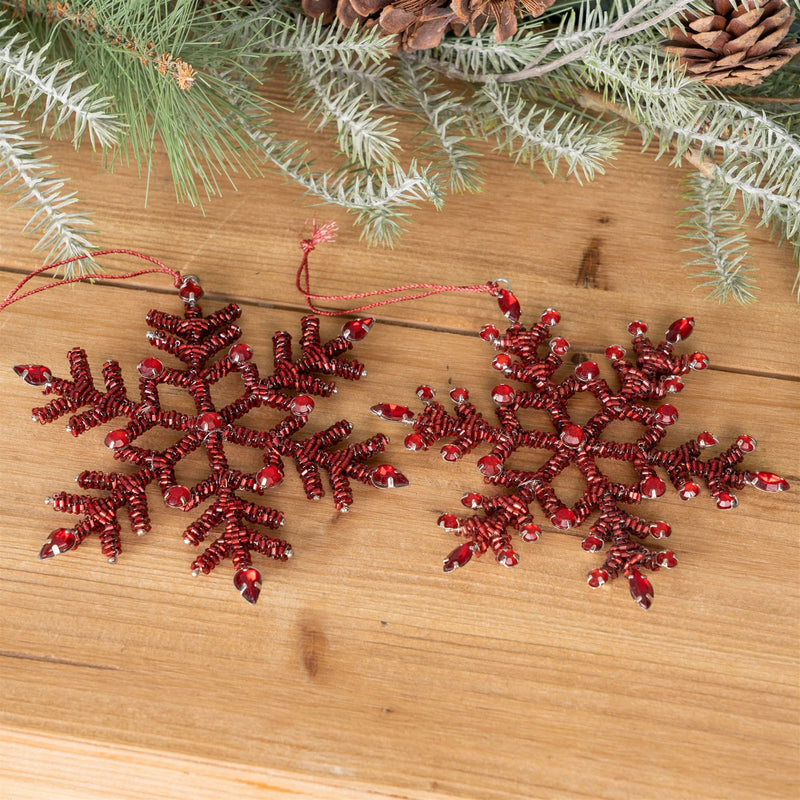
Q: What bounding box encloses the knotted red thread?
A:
[0,249,184,312]
[296,221,497,316]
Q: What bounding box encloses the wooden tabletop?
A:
[0,116,798,800]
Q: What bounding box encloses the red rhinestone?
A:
[540,308,560,326]
[587,568,609,588]
[371,465,410,489]
[164,485,191,508]
[449,387,469,404]
[496,288,521,323]
[416,385,436,402]
[137,357,164,378]
[404,433,425,451]
[665,317,694,344]
[341,317,374,341]
[290,395,314,416]
[654,404,678,425]
[233,567,262,605]
[551,508,576,530]
[196,411,223,432]
[371,403,414,422]
[664,377,684,393]
[519,522,541,543]
[716,492,738,510]
[656,551,678,569]
[575,361,599,382]
[649,521,672,539]
[39,528,76,559]
[443,542,474,572]
[256,465,283,489]
[605,345,625,361]
[581,534,603,552]
[736,434,757,453]
[689,352,708,370]
[679,481,700,500]
[496,547,520,567]
[437,513,461,531]
[628,569,653,610]
[104,429,130,450]
[491,384,515,405]
[492,354,512,372]
[641,476,666,498]
[461,492,483,509]
[13,364,53,386]
[178,275,203,302]
[440,444,462,462]
[561,424,585,449]
[229,343,253,364]
[628,320,647,336]
[697,431,718,448]
[477,454,503,477]
[550,338,570,356]
[480,324,500,342]
[749,471,789,493]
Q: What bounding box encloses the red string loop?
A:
[296,222,496,317]
[0,249,184,313]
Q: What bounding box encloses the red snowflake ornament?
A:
[16,275,407,604]
[375,298,789,609]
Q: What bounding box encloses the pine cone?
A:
[301,0,556,52]
[664,0,800,87]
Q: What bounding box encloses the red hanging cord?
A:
[0,249,184,313]
[296,222,497,317]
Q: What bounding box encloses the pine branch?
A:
[680,172,757,304]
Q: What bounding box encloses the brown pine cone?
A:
[664,0,800,87]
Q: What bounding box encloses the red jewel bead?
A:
[443,542,474,572]
[13,364,53,386]
[540,308,560,326]
[649,521,672,539]
[496,547,520,567]
[437,513,461,530]
[679,481,700,500]
[233,566,262,605]
[698,431,718,448]
[716,492,738,510]
[655,404,679,425]
[196,411,223,432]
[551,508,576,530]
[228,343,253,364]
[581,534,603,552]
[164,485,191,509]
[371,403,414,422]
[628,569,654,610]
[665,317,694,344]
[491,384,515,405]
[256,465,283,488]
[480,324,500,342]
[104,429,130,450]
[416,385,436,402]
[496,288,521,323]
[628,320,647,336]
[461,492,483,508]
[39,528,76,559]
[371,465,410,489]
[492,354,512,372]
[440,444,462,462]
[689,352,708,370]
[290,395,314,416]
[736,434,757,453]
[404,432,425,451]
[550,338,570,356]
[519,522,541,543]
[664,377,684,393]
[575,361,599,382]
[477,454,503,477]
[656,551,678,569]
[449,387,469,404]
[561,424,586,449]
[749,471,790,493]
[605,345,625,361]
[178,275,203,302]
[641,476,666,499]
[587,568,609,588]
[137,357,164,378]
[341,317,374,342]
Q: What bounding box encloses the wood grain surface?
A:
[0,120,798,800]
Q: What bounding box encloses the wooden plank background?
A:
[0,114,798,800]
